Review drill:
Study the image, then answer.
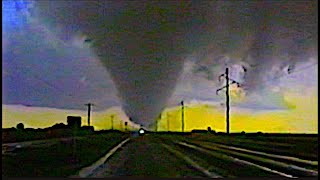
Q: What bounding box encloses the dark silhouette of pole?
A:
[156,113,161,132]
[111,115,114,130]
[85,103,94,126]
[125,122,128,131]
[181,101,184,132]
[216,67,241,134]
[225,68,230,134]
[167,112,170,132]
[156,116,158,132]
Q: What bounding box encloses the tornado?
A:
[33,1,204,127]
[33,0,317,127]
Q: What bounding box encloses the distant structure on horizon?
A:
[2,116,95,143]
[67,116,81,128]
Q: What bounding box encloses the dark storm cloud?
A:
[8,0,318,127]
[2,37,120,111]
[2,5,120,111]
[191,1,318,92]
[32,1,198,127]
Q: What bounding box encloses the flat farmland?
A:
[2,132,318,178]
[156,133,318,177]
[2,132,129,177]
[185,134,318,161]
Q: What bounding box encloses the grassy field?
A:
[2,132,317,177]
[2,132,129,177]
[155,133,318,177]
[154,133,318,160]
[172,142,281,177]
[186,134,318,161]
[2,128,95,143]
[168,134,319,161]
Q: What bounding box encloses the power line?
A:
[5,60,83,104]
[8,64,66,93]
[216,62,317,91]
[240,62,318,88]
[216,67,241,134]
[175,62,317,102]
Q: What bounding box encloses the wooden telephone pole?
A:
[110,115,114,130]
[181,101,185,132]
[216,67,241,134]
[167,112,170,132]
[84,103,94,126]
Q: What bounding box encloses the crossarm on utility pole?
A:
[225,68,230,134]
[216,68,243,134]
[216,86,227,95]
[219,74,225,82]
[216,81,239,95]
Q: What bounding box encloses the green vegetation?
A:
[171,142,280,177]
[154,133,318,160]
[2,132,129,177]
[2,129,95,143]
[154,133,318,177]
[3,133,317,177]
[187,134,318,161]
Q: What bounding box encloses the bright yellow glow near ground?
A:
[157,90,317,133]
[2,106,139,131]
[2,90,317,133]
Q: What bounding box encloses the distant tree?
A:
[257,131,263,136]
[241,131,246,135]
[207,127,211,132]
[80,126,94,132]
[16,123,24,130]
[25,128,35,131]
[217,132,224,135]
[51,123,67,129]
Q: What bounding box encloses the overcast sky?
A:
[2,0,318,127]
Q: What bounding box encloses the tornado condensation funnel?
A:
[33,1,200,127]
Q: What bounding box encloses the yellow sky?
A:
[2,90,317,133]
[157,90,317,133]
[2,106,140,131]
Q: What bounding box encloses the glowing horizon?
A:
[2,88,317,133]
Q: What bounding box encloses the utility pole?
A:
[125,122,128,131]
[85,103,94,126]
[216,67,241,134]
[225,68,230,134]
[110,115,114,130]
[167,112,170,132]
[181,101,184,132]
[155,117,157,132]
[156,113,161,132]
